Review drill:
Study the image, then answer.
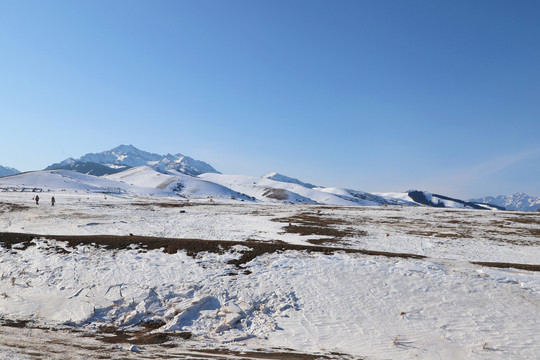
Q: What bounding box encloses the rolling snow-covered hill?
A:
[200,173,362,205]
[0,165,20,178]
[105,166,253,201]
[0,165,503,210]
[0,169,153,195]
[46,145,219,176]
[471,193,540,212]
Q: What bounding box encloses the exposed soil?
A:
[97,323,192,345]
[406,231,465,239]
[131,202,197,208]
[503,214,540,225]
[470,261,540,272]
[193,348,354,359]
[0,201,30,213]
[273,212,368,245]
[0,319,31,328]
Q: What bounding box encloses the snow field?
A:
[0,239,538,359]
[0,191,539,358]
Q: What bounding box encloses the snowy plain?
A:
[0,170,538,359]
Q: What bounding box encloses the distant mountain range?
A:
[44,144,219,176]
[470,193,540,212]
[0,165,19,177]
[1,145,539,211]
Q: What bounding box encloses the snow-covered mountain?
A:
[0,165,20,177]
[46,145,220,176]
[262,172,318,189]
[470,193,540,212]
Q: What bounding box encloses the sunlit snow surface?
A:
[0,191,539,359]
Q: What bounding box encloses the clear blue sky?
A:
[1,0,539,198]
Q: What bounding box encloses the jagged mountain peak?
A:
[111,144,139,152]
[46,145,219,177]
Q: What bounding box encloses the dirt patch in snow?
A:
[502,213,540,225]
[0,201,30,213]
[131,201,196,208]
[0,318,31,328]
[97,323,192,345]
[273,211,367,245]
[193,348,354,359]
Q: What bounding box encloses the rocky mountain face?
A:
[45,145,220,176]
[470,193,540,212]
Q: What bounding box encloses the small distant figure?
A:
[35,195,40,205]
[51,196,56,206]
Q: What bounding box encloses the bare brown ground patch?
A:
[131,201,196,208]
[194,348,353,359]
[503,213,540,224]
[97,323,192,345]
[273,212,367,245]
[0,318,31,328]
[0,201,30,213]
[471,261,540,272]
[406,230,466,239]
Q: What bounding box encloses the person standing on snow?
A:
[51,196,55,206]
[35,195,39,205]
